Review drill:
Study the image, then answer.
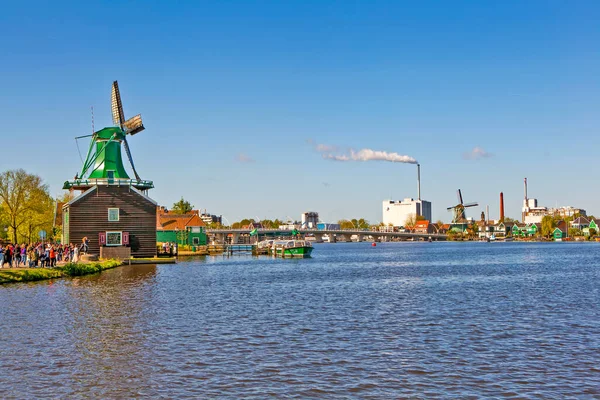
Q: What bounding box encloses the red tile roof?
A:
[157,212,205,230]
[414,220,430,228]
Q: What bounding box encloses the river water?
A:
[1,242,599,398]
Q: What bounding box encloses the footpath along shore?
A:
[0,257,176,285]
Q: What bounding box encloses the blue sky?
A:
[1,1,599,224]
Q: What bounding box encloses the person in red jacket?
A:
[49,246,56,268]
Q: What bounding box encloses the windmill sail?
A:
[112,80,143,181]
[123,136,142,181]
[123,114,145,135]
[111,81,125,127]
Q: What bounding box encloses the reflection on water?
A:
[1,243,599,398]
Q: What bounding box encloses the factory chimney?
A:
[500,192,505,222]
[522,177,529,223]
[417,164,421,200]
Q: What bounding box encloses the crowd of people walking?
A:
[0,242,85,268]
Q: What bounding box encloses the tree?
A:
[18,189,54,244]
[569,228,583,237]
[541,216,556,238]
[338,218,369,230]
[404,213,417,230]
[171,197,193,214]
[231,219,255,229]
[338,219,353,230]
[350,218,369,229]
[261,219,275,229]
[0,169,53,243]
[0,210,8,240]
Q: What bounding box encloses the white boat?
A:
[257,239,275,249]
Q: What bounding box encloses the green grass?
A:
[0,268,63,284]
[0,259,123,284]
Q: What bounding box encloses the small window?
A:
[193,237,200,245]
[106,231,122,246]
[108,208,120,221]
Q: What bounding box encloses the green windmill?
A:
[64,81,153,191]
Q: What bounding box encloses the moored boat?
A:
[271,240,313,258]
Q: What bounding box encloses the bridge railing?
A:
[205,228,447,237]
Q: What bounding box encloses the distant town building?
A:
[382,198,432,227]
[301,212,319,229]
[521,178,586,223]
[156,206,207,246]
[413,220,435,234]
[317,223,341,230]
[522,200,586,224]
[200,212,222,225]
[279,221,300,230]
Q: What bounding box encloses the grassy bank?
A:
[0,260,122,284]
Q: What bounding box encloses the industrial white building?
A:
[382,198,432,227]
[301,212,319,229]
[522,198,547,224]
[522,179,586,223]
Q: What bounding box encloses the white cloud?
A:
[463,146,493,160]
[235,153,255,163]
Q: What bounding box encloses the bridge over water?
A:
[205,229,447,243]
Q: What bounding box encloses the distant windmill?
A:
[447,189,478,223]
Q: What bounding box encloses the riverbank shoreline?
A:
[0,257,175,285]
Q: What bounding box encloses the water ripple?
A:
[1,243,600,398]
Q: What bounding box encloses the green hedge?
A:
[0,268,63,284]
[0,260,123,284]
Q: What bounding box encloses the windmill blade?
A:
[464,202,479,207]
[447,206,457,210]
[111,81,125,128]
[457,189,464,205]
[123,136,142,181]
[123,114,145,135]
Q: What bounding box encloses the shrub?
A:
[60,260,121,276]
[1,259,123,284]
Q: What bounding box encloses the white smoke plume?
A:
[308,139,418,164]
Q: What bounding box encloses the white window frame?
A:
[106,231,122,246]
[193,237,200,245]
[108,208,120,222]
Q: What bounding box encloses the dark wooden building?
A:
[63,185,157,258]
